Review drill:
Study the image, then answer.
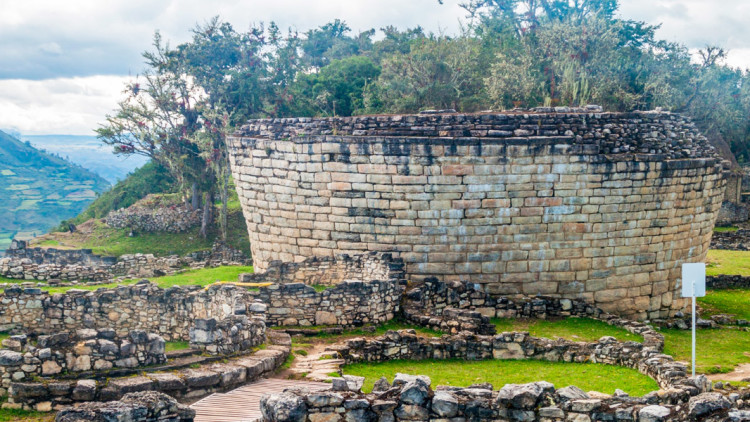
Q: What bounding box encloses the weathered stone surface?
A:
[261,391,308,422]
[431,391,459,417]
[639,405,671,422]
[688,392,732,419]
[229,111,724,319]
[496,382,554,410]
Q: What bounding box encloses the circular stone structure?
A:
[228,110,725,319]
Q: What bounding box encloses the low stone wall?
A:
[105,203,201,233]
[0,329,166,382]
[189,315,266,355]
[56,391,195,422]
[251,279,404,327]
[340,329,679,390]
[239,252,405,286]
[711,229,750,250]
[262,374,746,422]
[8,332,290,411]
[0,282,253,341]
[706,274,750,290]
[0,241,250,282]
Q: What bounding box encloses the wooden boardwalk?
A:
[190,378,331,422]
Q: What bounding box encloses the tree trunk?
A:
[191,183,200,211]
[219,168,229,242]
[200,191,212,238]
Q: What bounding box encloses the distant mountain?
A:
[21,134,148,184]
[0,130,111,251]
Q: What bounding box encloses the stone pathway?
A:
[190,378,330,422]
[285,343,347,381]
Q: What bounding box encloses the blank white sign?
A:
[681,263,706,298]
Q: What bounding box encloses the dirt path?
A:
[707,363,750,382]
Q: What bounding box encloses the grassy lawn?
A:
[699,289,750,320]
[1,266,255,294]
[706,249,750,276]
[662,327,750,374]
[343,359,659,396]
[492,317,643,343]
[0,409,53,422]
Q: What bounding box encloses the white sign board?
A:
[681,263,706,298]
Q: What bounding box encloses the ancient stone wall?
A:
[105,203,201,233]
[0,283,254,341]
[228,111,725,320]
[189,315,266,355]
[55,391,195,422]
[0,329,166,382]
[251,280,403,327]
[262,374,744,422]
[0,241,250,282]
[240,252,402,286]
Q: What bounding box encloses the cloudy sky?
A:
[1,0,748,135]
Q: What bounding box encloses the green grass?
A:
[165,341,191,352]
[492,317,643,343]
[4,265,254,294]
[343,359,659,396]
[699,289,750,320]
[714,226,740,233]
[662,327,750,374]
[0,408,53,421]
[706,249,750,276]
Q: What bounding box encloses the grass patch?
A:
[0,408,53,421]
[294,349,309,356]
[492,317,642,343]
[662,327,750,374]
[706,249,750,276]
[714,226,740,233]
[8,265,254,294]
[699,289,750,320]
[165,341,191,352]
[344,359,659,396]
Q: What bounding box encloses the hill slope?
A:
[0,130,110,251]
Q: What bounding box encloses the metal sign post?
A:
[682,263,706,377]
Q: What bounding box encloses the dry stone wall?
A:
[229,111,725,320]
[0,282,253,341]
[0,329,166,382]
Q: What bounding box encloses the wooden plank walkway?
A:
[191,378,331,422]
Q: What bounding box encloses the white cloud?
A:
[0,75,131,135]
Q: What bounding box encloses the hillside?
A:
[0,130,110,251]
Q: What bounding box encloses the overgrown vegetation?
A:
[165,341,191,352]
[343,359,659,396]
[714,226,740,233]
[492,317,643,343]
[0,408,53,422]
[54,161,175,229]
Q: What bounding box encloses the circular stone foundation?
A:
[228,111,725,319]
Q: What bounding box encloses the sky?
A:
[1,0,749,135]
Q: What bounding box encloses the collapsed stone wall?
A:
[0,283,253,341]
[189,315,266,355]
[0,241,250,282]
[0,329,166,382]
[710,229,750,250]
[105,203,201,233]
[228,110,725,320]
[55,391,195,422]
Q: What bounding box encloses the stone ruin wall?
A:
[0,283,253,341]
[228,111,725,320]
[0,240,249,282]
[242,252,407,327]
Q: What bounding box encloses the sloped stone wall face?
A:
[228,111,725,320]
